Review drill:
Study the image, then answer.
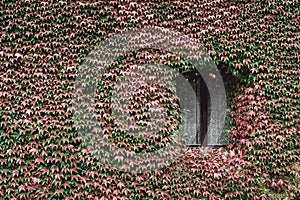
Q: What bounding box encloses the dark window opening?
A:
[177,68,228,148]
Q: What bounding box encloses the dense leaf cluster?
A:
[0,0,299,199]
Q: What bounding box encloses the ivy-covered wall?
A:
[0,0,299,199]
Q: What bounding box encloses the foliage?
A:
[0,0,299,199]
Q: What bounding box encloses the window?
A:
[176,69,227,148]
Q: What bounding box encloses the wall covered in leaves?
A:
[0,0,299,199]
